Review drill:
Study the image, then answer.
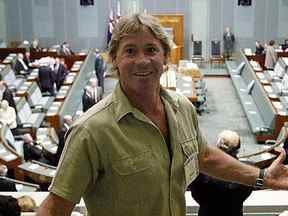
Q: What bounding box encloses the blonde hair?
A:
[108,13,171,63]
[17,195,37,212]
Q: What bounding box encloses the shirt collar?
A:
[112,82,179,122]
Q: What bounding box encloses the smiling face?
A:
[113,27,167,95]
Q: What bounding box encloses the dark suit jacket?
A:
[255,45,264,55]
[82,87,102,112]
[2,86,17,113]
[0,195,20,216]
[54,124,69,166]
[38,66,55,94]
[0,178,17,191]
[189,173,252,216]
[23,56,31,68]
[54,64,68,90]
[95,55,105,89]
[13,59,28,75]
[23,142,43,162]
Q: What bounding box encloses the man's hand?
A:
[265,149,288,190]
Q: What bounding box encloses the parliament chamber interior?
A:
[1,0,288,215]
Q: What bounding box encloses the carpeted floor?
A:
[197,76,268,156]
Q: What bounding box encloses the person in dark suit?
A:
[23,133,44,162]
[189,130,253,216]
[282,39,288,52]
[223,27,235,59]
[23,51,32,69]
[0,164,16,191]
[0,75,16,112]
[82,78,102,112]
[54,58,68,91]
[54,115,73,166]
[255,41,264,55]
[13,53,29,76]
[38,60,56,96]
[94,49,105,91]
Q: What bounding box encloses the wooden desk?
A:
[45,101,63,129]
[17,160,56,184]
[0,48,25,60]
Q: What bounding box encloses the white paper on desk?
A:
[15,184,23,191]
[46,112,56,116]
[278,111,287,116]
[182,76,192,82]
[49,106,59,111]
[0,148,7,154]
[256,73,265,79]
[261,153,273,160]
[264,86,273,93]
[43,141,52,146]
[62,86,70,90]
[273,102,283,109]
[183,83,191,87]
[53,102,62,106]
[29,164,40,170]
[51,146,58,152]
[4,154,17,161]
[49,170,56,176]
[182,90,191,94]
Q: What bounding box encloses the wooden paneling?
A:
[154,14,184,65]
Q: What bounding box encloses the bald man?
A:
[189,130,252,216]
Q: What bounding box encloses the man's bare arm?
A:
[36,193,75,216]
[199,145,288,189]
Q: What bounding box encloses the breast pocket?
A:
[180,137,199,188]
[112,151,153,175]
[112,151,157,206]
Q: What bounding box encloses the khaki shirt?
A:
[49,83,207,216]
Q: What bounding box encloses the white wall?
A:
[0,0,6,44]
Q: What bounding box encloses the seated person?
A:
[54,115,73,166]
[0,100,17,129]
[282,39,288,52]
[0,75,17,112]
[13,53,29,76]
[23,51,32,68]
[60,42,74,56]
[30,38,41,52]
[54,57,68,91]
[22,133,53,165]
[0,163,16,191]
[189,130,253,216]
[82,78,102,112]
[0,195,36,216]
[255,41,264,55]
